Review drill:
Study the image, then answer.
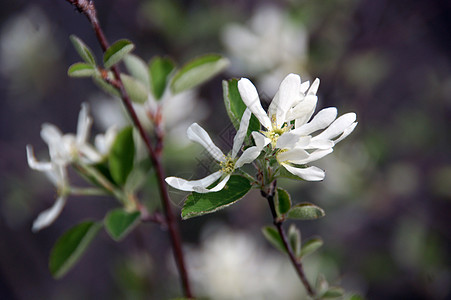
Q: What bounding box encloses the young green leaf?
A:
[123,54,150,89]
[70,35,96,65]
[275,188,292,216]
[181,175,251,219]
[262,226,286,254]
[149,56,175,100]
[104,208,141,241]
[68,63,97,78]
[171,54,229,94]
[288,224,302,258]
[109,126,135,186]
[92,74,121,97]
[121,74,149,104]
[301,237,324,258]
[49,221,102,279]
[322,287,345,299]
[103,39,135,69]
[222,79,260,133]
[287,203,325,220]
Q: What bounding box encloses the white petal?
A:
[76,103,92,145]
[292,148,333,164]
[95,126,118,155]
[26,145,52,171]
[40,124,62,146]
[282,163,325,181]
[235,146,261,168]
[278,148,310,163]
[305,139,334,150]
[276,132,301,149]
[269,73,301,128]
[79,144,102,163]
[46,164,67,187]
[313,112,357,141]
[238,78,271,129]
[307,78,320,95]
[334,122,358,144]
[232,108,251,158]
[293,107,337,136]
[300,80,310,94]
[165,171,223,192]
[194,174,231,193]
[187,123,225,162]
[293,136,312,148]
[289,95,317,125]
[32,196,67,232]
[252,132,270,149]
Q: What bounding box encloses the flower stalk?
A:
[64,0,193,297]
[262,180,316,298]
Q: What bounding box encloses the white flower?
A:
[185,226,305,299]
[165,109,262,193]
[238,74,357,181]
[26,103,116,231]
[222,5,308,95]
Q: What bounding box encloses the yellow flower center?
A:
[220,155,236,174]
[263,115,291,147]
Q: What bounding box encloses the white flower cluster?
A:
[26,103,117,231]
[185,227,305,299]
[166,73,357,192]
[222,6,308,96]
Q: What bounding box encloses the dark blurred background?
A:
[0,0,450,299]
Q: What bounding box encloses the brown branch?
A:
[65,1,193,297]
[262,181,316,298]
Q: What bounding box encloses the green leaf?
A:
[181,175,251,219]
[104,208,141,241]
[275,188,291,216]
[322,287,345,298]
[68,63,97,77]
[92,74,120,97]
[262,226,286,253]
[124,158,152,194]
[149,56,175,100]
[109,126,135,186]
[121,74,149,104]
[171,54,229,94]
[287,203,325,220]
[288,224,302,258]
[70,35,96,65]
[103,39,135,69]
[123,54,150,89]
[49,221,102,278]
[348,294,365,300]
[301,237,324,258]
[222,79,260,133]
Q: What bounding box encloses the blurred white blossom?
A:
[26,103,116,231]
[222,5,308,95]
[0,7,61,96]
[185,227,305,299]
[91,89,208,146]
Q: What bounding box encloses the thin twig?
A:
[64,1,193,297]
[262,181,316,298]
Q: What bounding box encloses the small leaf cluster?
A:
[68,35,229,103]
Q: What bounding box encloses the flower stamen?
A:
[220,155,236,174]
